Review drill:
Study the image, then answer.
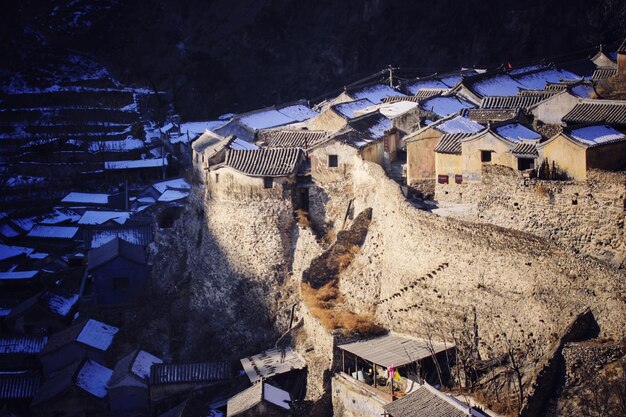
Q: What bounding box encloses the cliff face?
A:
[4,0,626,118]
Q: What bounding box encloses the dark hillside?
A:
[2,0,625,118]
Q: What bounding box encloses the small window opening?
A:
[113,276,130,290]
[263,177,273,189]
[328,155,338,168]
[481,150,492,163]
[517,158,534,171]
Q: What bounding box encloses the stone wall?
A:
[436,165,626,266]
[331,373,388,417]
[333,157,625,384]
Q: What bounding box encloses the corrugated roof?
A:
[592,68,617,80]
[338,334,452,368]
[0,336,47,354]
[150,361,230,385]
[87,237,146,271]
[480,95,548,110]
[263,130,329,150]
[434,133,476,154]
[224,148,304,177]
[0,371,41,400]
[240,347,306,384]
[563,101,626,125]
[383,384,474,417]
[511,143,539,157]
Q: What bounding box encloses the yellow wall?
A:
[539,134,587,180]
[406,129,442,184]
[307,109,348,132]
[435,152,463,178]
[207,167,293,200]
[461,132,516,182]
[531,92,579,125]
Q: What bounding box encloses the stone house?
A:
[191,132,258,183]
[30,358,112,417]
[109,349,163,417]
[307,98,374,132]
[207,147,306,202]
[405,116,484,186]
[149,361,231,415]
[215,100,317,143]
[39,318,118,377]
[5,289,78,334]
[537,125,626,180]
[83,237,148,305]
[226,381,292,417]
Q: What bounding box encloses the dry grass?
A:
[295,209,310,227]
[301,282,385,337]
[335,244,361,271]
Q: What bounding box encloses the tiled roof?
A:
[150,361,230,385]
[0,336,48,354]
[414,89,448,100]
[563,101,626,125]
[464,108,519,124]
[224,148,304,177]
[480,95,548,109]
[383,384,475,417]
[383,95,425,104]
[332,127,379,150]
[592,68,617,80]
[511,143,539,157]
[262,130,329,150]
[618,38,626,54]
[0,370,41,400]
[86,223,153,249]
[434,133,475,154]
[348,111,392,140]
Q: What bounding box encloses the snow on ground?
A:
[495,123,541,142]
[569,125,625,146]
[131,351,163,380]
[420,96,475,117]
[75,360,113,399]
[333,99,375,118]
[436,116,484,134]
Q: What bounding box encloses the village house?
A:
[590,47,618,70]
[527,89,581,125]
[226,381,292,417]
[307,98,374,131]
[215,100,318,143]
[537,125,626,180]
[405,116,484,188]
[108,349,163,417]
[317,82,405,112]
[30,358,113,417]
[5,289,78,334]
[562,99,626,127]
[149,361,231,415]
[191,132,258,183]
[382,382,489,417]
[138,177,191,205]
[39,318,118,377]
[207,147,306,201]
[83,237,148,305]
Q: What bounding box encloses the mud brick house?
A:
[149,361,231,415]
[226,381,292,417]
[405,116,484,187]
[207,147,306,200]
[537,125,626,180]
[83,237,148,305]
[39,318,118,377]
[109,349,163,417]
[30,359,112,417]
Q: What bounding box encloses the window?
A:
[113,276,130,290]
[517,158,535,171]
[215,173,219,183]
[263,177,273,189]
[328,154,338,168]
[481,150,493,163]
[438,175,449,184]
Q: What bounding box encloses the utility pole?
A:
[387,65,394,88]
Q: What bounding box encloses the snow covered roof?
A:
[0,223,21,238]
[513,68,581,90]
[240,347,306,384]
[0,244,34,261]
[0,271,39,281]
[494,123,542,142]
[227,382,291,416]
[76,319,119,351]
[26,225,79,239]
[87,237,146,270]
[39,208,81,225]
[238,109,295,130]
[62,192,110,205]
[349,111,393,139]
[570,84,595,98]
[78,211,131,226]
[152,178,191,194]
[87,225,153,249]
[131,350,163,380]
[75,359,113,398]
[104,158,168,170]
[420,95,475,117]
[332,99,375,119]
[566,125,626,147]
[41,292,79,317]
[435,116,484,135]
[229,138,259,150]
[355,101,418,118]
[179,121,227,137]
[276,104,318,121]
[158,190,190,202]
[0,336,47,354]
[469,74,524,97]
[350,83,404,103]
[383,382,482,417]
